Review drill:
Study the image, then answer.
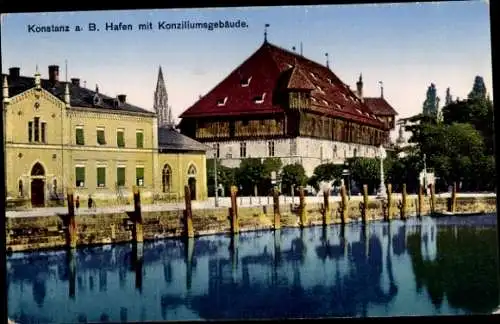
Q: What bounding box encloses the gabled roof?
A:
[158,127,210,152]
[2,73,155,116]
[180,41,386,128]
[364,97,398,116]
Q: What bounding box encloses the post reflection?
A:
[184,237,195,291]
[131,243,144,293]
[7,216,499,322]
[67,249,76,299]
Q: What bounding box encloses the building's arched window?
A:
[188,164,197,177]
[162,164,172,193]
[333,145,337,158]
[18,179,23,197]
[353,148,357,158]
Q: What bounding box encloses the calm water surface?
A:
[7,215,500,322]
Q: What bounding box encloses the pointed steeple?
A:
[3,75,9,103]
[34,65,41,89]
[356,73,363,99]
[264,24,270,43]
[154,66,173,128]
[64,83,70,107]
[325,53,329,69]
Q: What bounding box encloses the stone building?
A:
[178,38,398,176]
[3,65,208,208]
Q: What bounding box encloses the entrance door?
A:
[31,179,45,207]
[30,162,46,207]
[188,177,196,201]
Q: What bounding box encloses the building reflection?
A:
[6,216,499,322]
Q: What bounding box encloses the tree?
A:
[307,163,343,190]
[235,158,264,195]
[347,158,380,193]
[468,76,487,101]
[445,87,452,106]
[422,83,438,117]
[281,163,307,195]
[260,157,283,195]
[206,159,237,197]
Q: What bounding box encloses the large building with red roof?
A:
[178,38,398,176]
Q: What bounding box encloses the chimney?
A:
[117,94,126,104]
[9,67,20,80]
[48,65,59,83]
[71,78,80,86]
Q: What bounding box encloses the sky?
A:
[1,1,493,139]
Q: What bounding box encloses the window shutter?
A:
[97,167,106,187]
[136,132,144,148]
[76,128,84,145]
[117,167,125,186]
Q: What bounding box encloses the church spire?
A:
[154,66,173,128]
[264,24,270,43]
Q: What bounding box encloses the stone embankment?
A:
[5,183,497,253]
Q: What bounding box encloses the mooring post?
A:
[430,183,436,214]
[418,185,424,217]
[322,189,331,226]
[386,183,393,221]
[132,186,144,243]
[339,185,348,225]
[229,185,239,234]
[298,186,307,227]
[449,182,457,213]
[273,187,281,230]
[399,183,407,220]
[184,185,194,238]
[66,188,77,249]
[361,184,369,224]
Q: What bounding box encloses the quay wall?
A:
[6,195,497,252]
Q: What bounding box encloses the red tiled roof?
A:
[364,97,398,116]
[180,41,386,128]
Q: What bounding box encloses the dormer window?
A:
[311,97,317,103]
[217,97,228,106]
[335,103,342,110]
[254,93,266,104]
[322,99,328,105]
[341,93,347,100]
[309,72,317,79]
[355,109,362,114]
[240,76,252,87]
[285,63,293,69]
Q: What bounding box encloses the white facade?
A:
[205,137,380,176]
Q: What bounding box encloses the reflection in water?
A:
[7,215,499,322]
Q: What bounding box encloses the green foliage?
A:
[206,159,237,196]
[236,158,265,195]
[307,163,343,190]
[281,163,307,194]
[347,158,380,193]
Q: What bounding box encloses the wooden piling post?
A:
[430,183,436,214]
[322,189,331,226]
[183,185,194,238]
[361,184,369,224]
[273,187,281,230]
[66,188,77,249]
[449,182,457,213]
[132,186,144,243]
[339,185,348,225]
[417,185,424,217]
[298,186,307,227]
[400,183,407,220]
[229,186,239,234]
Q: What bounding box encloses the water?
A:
[7,215,499,322]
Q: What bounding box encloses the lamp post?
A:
[377,144,387,200]
[342,166,351,200]
[423,153,427,194]
[213,151,219,207]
